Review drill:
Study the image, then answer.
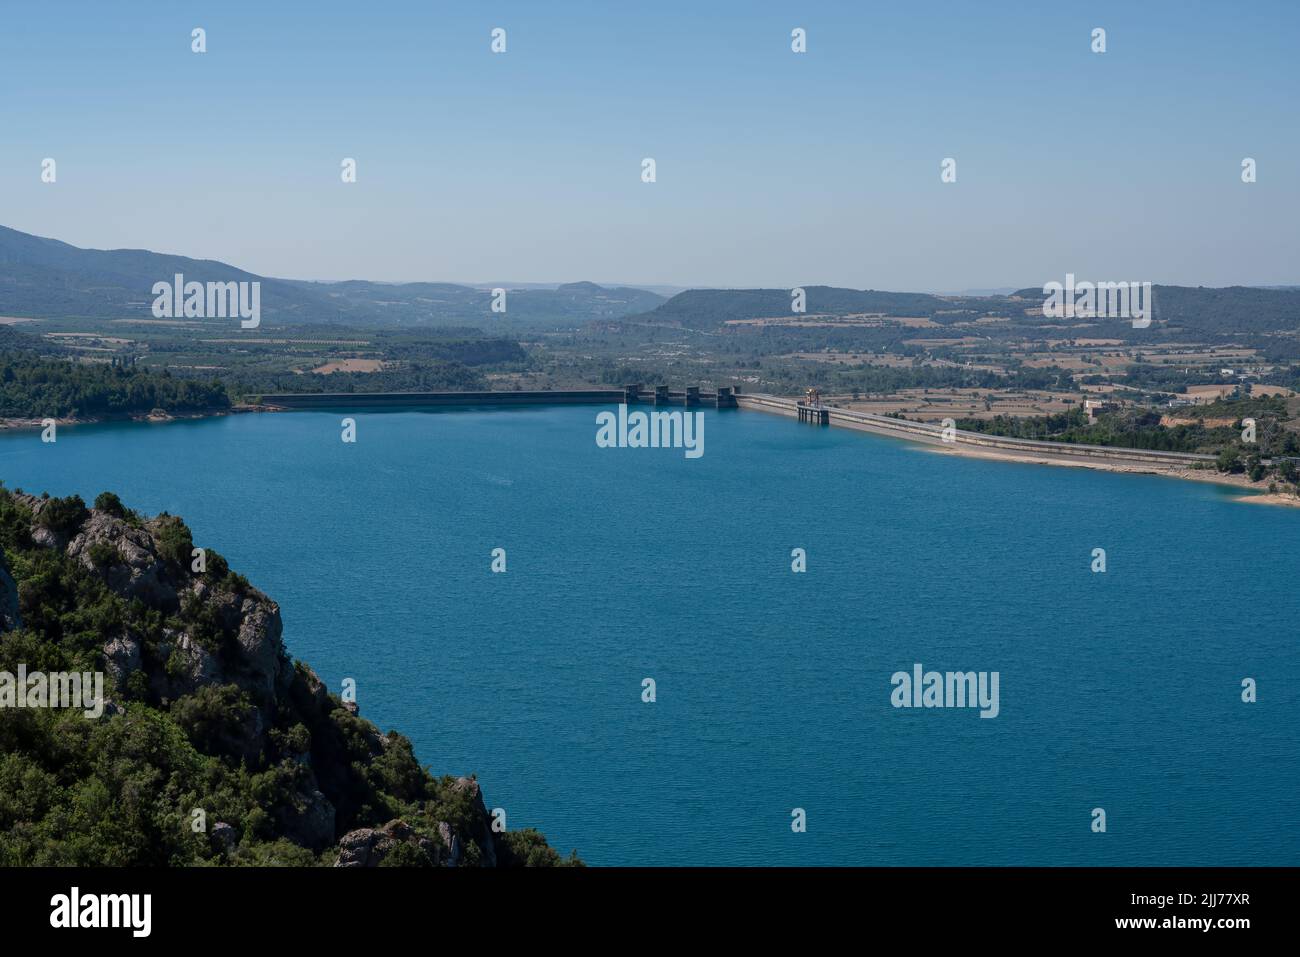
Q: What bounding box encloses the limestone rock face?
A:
[437,822,462,867]
[452,777,499,867]
[334,819,441,867]
[102,632,142,692]
[235,598,292,699]
[173,630,222,689]
[144,593,292,709]
[31,526,61,550]
[66,511,178,610]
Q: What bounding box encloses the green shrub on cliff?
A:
[153,514,194,568]
[36,494,88,540]
[92,492,127,519]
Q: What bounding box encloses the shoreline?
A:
[921,443,1300,508]
[0,404,270,431]
[737,392,1300,511]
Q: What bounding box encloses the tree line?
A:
[0,351,229,419]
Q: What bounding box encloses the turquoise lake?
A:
[1,405,1297,865]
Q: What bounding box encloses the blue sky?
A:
[1,0,1296,290]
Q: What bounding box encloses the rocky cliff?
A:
[0,487,576,867]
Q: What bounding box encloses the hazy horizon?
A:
[7,222,1297,297]
[2,1,1296,290]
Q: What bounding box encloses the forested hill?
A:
[0,488,576,866]
[626,283,1300,335]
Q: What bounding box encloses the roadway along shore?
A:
[735,393,1300,509]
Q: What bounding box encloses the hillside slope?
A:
[0,487,575,866]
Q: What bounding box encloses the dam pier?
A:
[257,384,738,410]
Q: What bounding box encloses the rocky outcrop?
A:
[437,822,462,867]
[31,526,61,550]
[451,777,498,868]
[335,827,385,867]
[234,600,292,700]
[0,489,568,867]
[335,820,443,867]
[332,778,505,867]
[102,632,142,692]
[281,788,336,851]
[66,511,178,610]
[53,502,294,713]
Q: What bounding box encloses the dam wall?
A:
[735,393,1218,468]
[257,389,623,409]
[257,385,738,410]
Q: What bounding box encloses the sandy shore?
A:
[923,443,1300,508]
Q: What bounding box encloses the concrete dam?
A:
[257,385,738,410]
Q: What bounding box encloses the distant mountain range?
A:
[0,226,664,328]
[3,225,1297,337]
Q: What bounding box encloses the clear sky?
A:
[1,0,1296,290]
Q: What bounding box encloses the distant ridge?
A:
[4,225,1296,335]
[625,286,950,331]
[0,225,664,328]
[618,282,1300,335]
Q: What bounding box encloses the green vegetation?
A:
[233,360,487,397]
[957,407,1210,452]
[957,397,1300,490]
[0,351,229,419]
[0,487,577,866]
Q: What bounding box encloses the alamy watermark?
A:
[0,666,104,718]
[890,663,1000,718]
[596,404,704,459]
[151,273,260,328]
[50,887,150,937]
[1042,273,1152,328]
